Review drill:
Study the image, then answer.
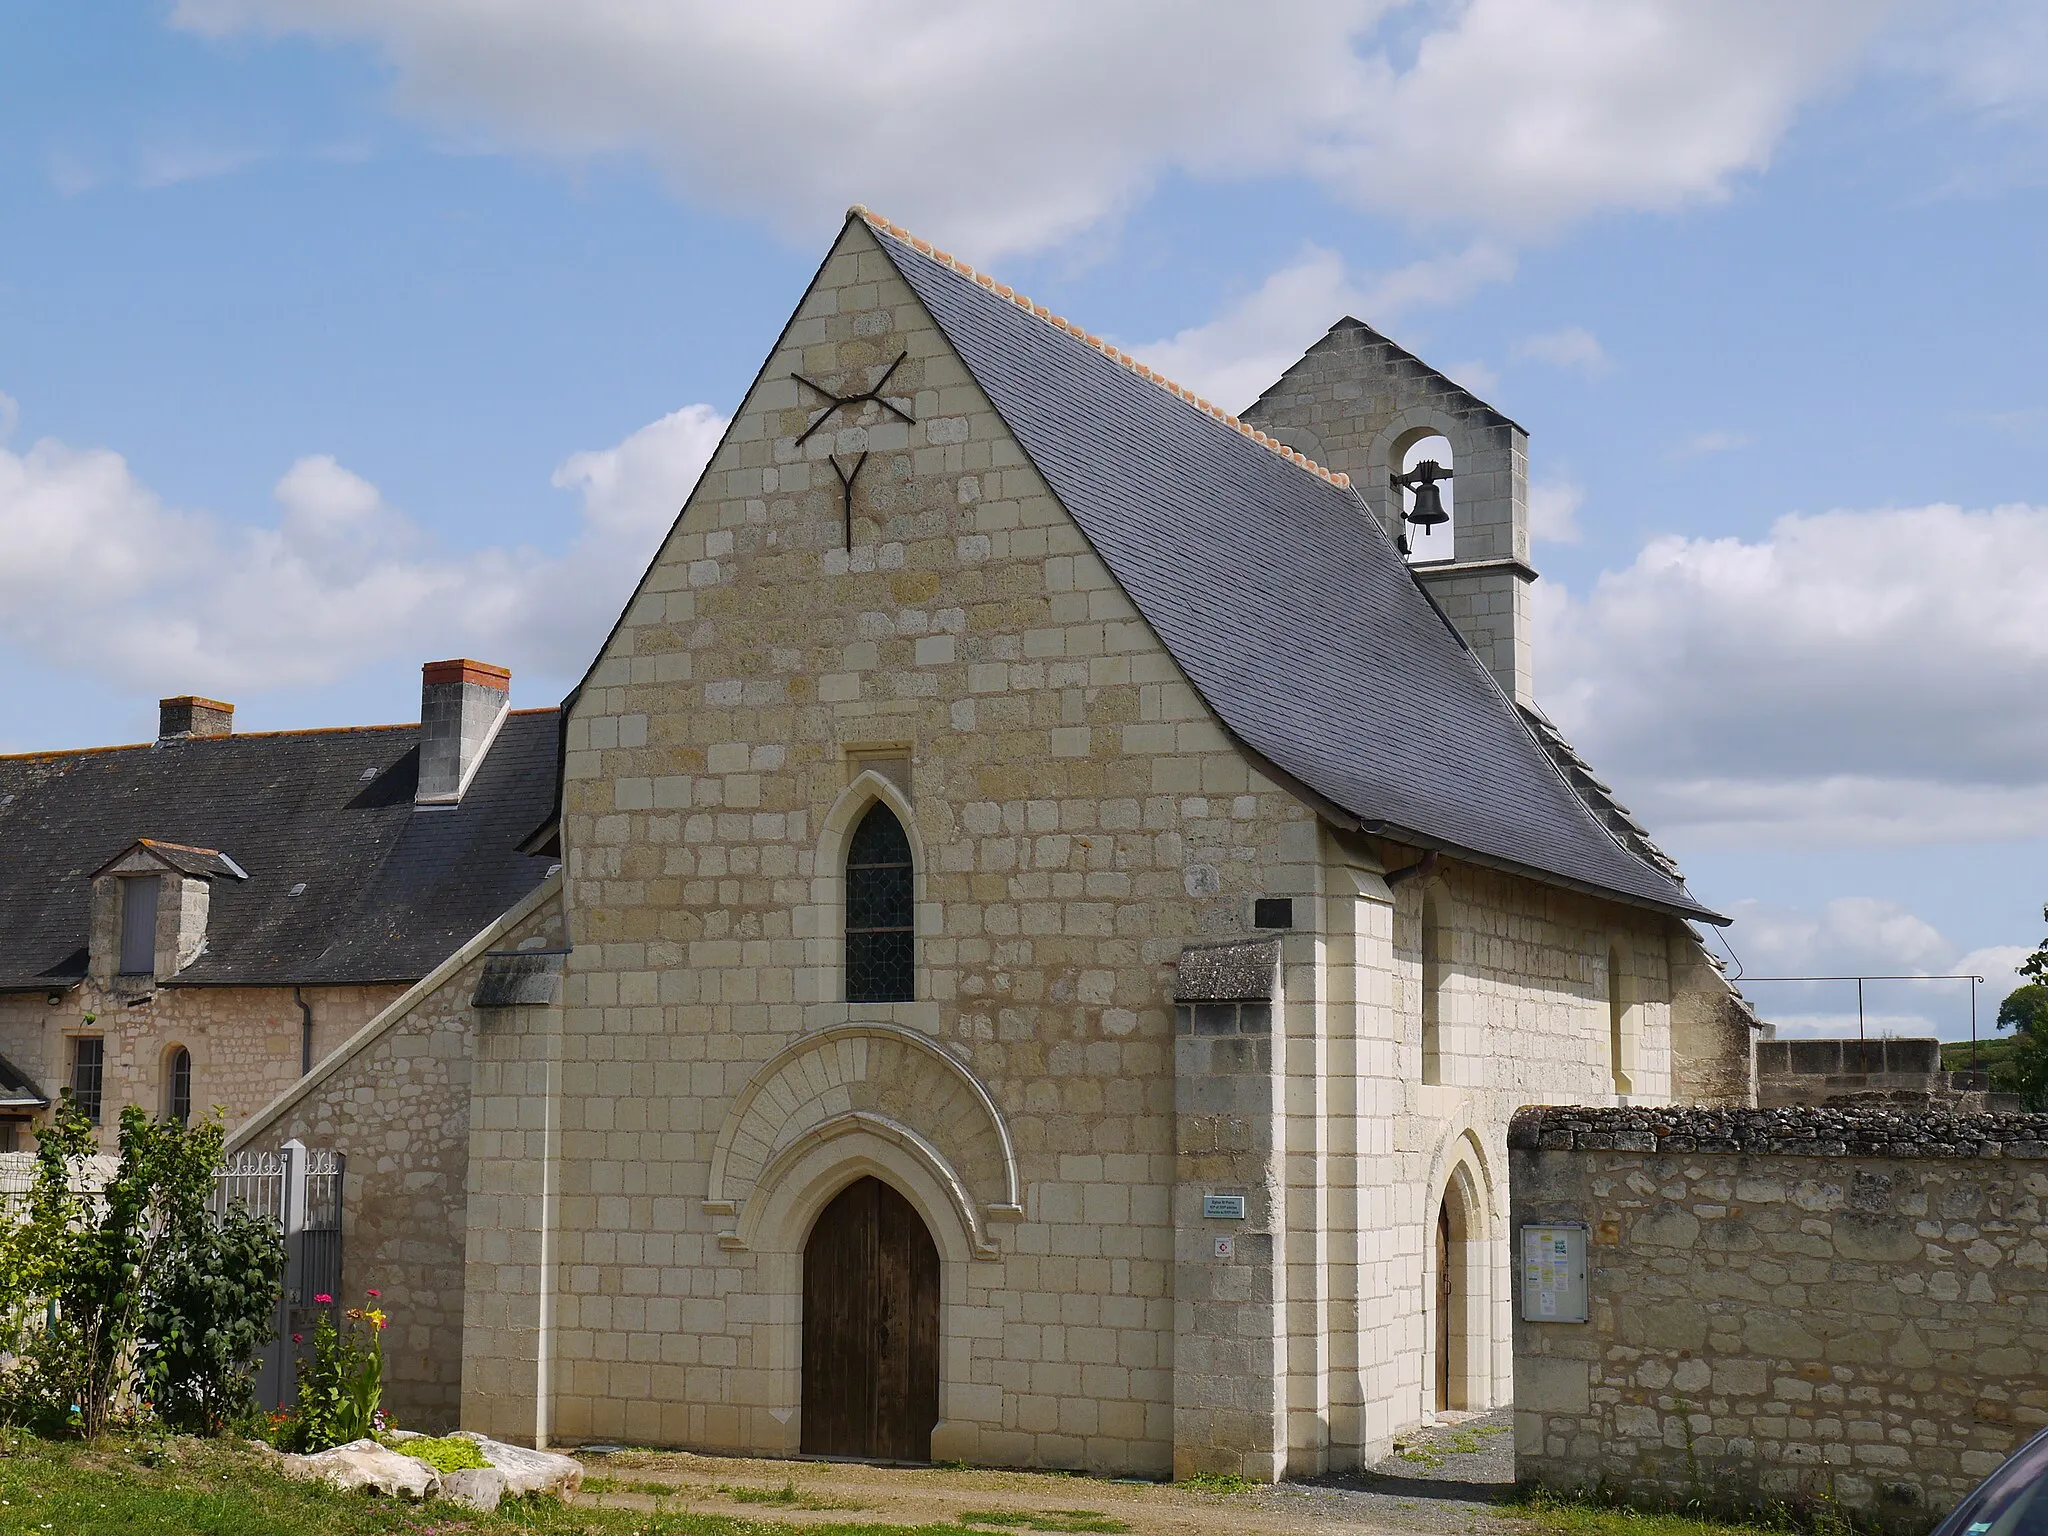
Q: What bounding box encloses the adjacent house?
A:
[0,663,558,1147]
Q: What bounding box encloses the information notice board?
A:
[1519,1223,1588,1322]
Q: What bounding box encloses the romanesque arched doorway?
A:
[801,1176,940,1460]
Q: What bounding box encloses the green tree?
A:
[1995,906,2048,1109]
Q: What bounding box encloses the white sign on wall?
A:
[1520,1224,1589,1322]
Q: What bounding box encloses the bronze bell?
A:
[1407,478,1449,532]
[1392,459,1453,554]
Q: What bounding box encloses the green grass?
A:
[721,1481,865,1512]
[1942,1035,2018,1074]
[0,1431,1095,1536]
[1174,1469,1255,1494]
[957,1512,1127,1533]
[1390,1421,1511,1468]
[1510,1487,1856,1536]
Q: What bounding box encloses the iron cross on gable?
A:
[790,351,917,550]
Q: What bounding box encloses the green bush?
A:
[0,1095,283,1438]
[394,1435,489,1473]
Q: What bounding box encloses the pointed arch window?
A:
[846,802,914,1003]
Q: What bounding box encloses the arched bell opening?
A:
[801,1174,940,1461]
[1393,431,1455,562]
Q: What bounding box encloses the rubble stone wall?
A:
[231,881,565,1431]
[1511,1105,2048,1531]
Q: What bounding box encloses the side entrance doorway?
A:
[1436,1200,1454,1411]
[801,1175,940,1461]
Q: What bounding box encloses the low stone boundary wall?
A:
[1509,1105,2048,1532]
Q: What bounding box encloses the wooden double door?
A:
[801,1176,940,1461]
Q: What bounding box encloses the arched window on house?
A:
[165,1046,192,1126]
[1421,890,1445,1085]
[846,802,914,1004]
[1607,946,1631,1096]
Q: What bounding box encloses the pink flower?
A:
[365,1289,380,1299]
[314,1294,333,1305]
[291,1334,303,1344]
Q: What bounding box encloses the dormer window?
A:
[88,839,247,987]
[119,875,160,976]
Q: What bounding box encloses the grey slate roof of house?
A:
[0,711,560,991]
[866,217,1719,923]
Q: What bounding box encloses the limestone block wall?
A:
[550,219,1323,1471]
[0,981,404,1134]
[462,983,564,1445]
[1510,1105,2048,1532]
[231,877,564,1430]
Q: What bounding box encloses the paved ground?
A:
[574,1411,1519,1536]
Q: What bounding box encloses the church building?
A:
[230,208,1758,1480]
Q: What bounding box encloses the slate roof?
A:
[0,711,561,990]
[93,839,249,881]
[1518,705,1686,884]
[862,214,1720,922]
[0,1049,48,1111]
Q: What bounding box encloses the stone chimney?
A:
[158,696,234,739]
[1242,318,1536,705]
[416,659,511,807]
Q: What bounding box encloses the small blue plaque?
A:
[1202,1194,1246,1220]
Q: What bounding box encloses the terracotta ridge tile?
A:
[848,205,1352,491]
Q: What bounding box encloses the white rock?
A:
[452,1433,583,1498]
[280,1439,441,1501]
[439,1466,508,1512]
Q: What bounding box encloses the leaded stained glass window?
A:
[846,802,914,1003]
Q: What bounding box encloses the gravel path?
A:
[575,1411,1521,1536]
[1253,1410,1519,1534]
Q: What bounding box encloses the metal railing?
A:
[6,1140,344,1411]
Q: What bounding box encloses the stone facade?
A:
[230,875,566,1430]
[444,216,1730,1478]
[0,980,403,1134]
[1511,1105,2048,1531]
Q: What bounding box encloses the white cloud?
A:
[1529,479,1583,545]
[1719,897,2026,1040]
[1680,429,1750,456]
[1511,326,1611,375]
[1119,242,1514,412]
[168,0,1896,257]
[137,143,262,188]
[551,403,726,542]
[0,400,725,699]
[1540,502,2048,848]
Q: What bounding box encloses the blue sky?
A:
[3,1,2045,1037]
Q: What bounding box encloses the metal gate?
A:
[216,1139,345,1411]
